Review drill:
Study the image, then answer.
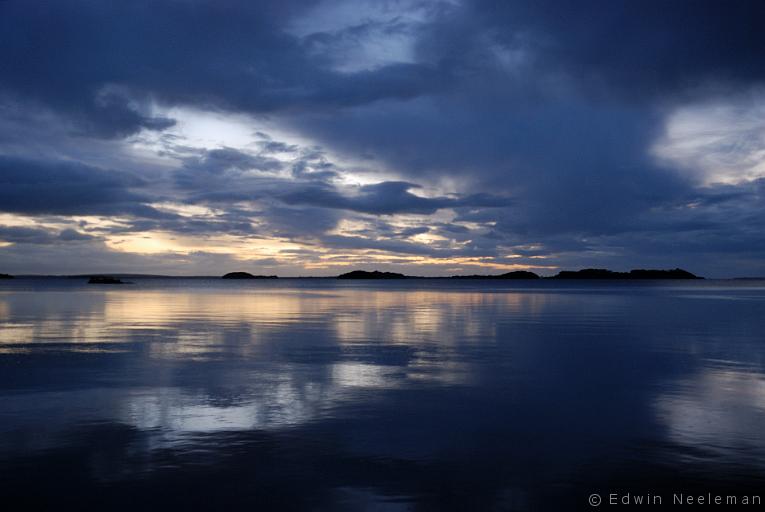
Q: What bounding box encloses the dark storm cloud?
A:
[395,226,431,238]
[174,147,284,192]
[58,228,97,242]
[2,0,763,135]
[184,148,283,175]
[264,206,341,238]
[300,14,416,68]
[0,226,58,245]
[166,145,508,237]
[258,140,299,155]
[1,0,765,275]
[319,234,439,257]
[282,181,509,215]
[0,155,168,217]
[0,225,100,245]
[468,0,765,99]
[268,1,765,276]
[291,96,684,242]
[0,0,444,139]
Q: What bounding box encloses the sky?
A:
[1,0,764,277]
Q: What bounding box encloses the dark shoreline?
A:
[0,268,739,281]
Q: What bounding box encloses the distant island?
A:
[335,268,702,280]
[2,268,705,281]
[222,272,278,279]
[550,268,701,280]
[88,276,126,284]
[338,270,407,279]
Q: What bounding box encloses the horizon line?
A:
[4,269,764,280]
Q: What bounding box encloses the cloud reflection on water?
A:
[1,282,765,509]
[655,367,765,464]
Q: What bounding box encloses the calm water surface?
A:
[1,278,764,510]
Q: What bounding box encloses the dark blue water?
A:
[1,278,764,510]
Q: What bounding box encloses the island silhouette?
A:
[222,272,278,279]
[0,268,705,281]
[337,270,407,279]
[335,268,702,279]
[551,268,701,279]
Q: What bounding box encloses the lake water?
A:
[1,278,764,510]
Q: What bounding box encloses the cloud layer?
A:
[1,0,765,276]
